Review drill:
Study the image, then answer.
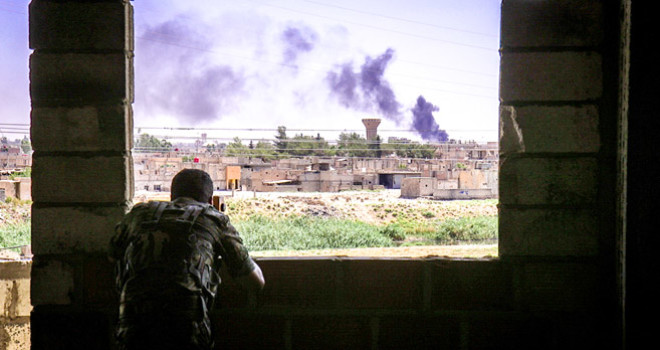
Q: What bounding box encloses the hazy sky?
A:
[0,0,501,144]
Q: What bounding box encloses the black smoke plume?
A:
[137,19,246,123]
[326,48,402,123]
[411,96,448,142]
[281,25,318,64]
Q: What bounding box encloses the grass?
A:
[234,215,394,251]
[0,194,498,254]
[0,197,32,252]
[0,220,31,252]
[234,214,497,252]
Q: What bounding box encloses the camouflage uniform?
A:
[109,197,256,350]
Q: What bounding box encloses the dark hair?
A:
[171,169,213,203]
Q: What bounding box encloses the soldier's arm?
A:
[235,260,265,291]
[209,210,265,291]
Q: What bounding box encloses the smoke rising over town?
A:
[281,25,318,65]
[411,96,449,142]
[0,0,500,143]
[137,19,247,123]
[326,48,403,125]
[130,3,492,142]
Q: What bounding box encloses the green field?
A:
[1,194,498,254]
[234,214,497,251]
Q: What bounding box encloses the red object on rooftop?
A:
[193,157,199,163]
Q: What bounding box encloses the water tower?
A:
[361,118,381,140]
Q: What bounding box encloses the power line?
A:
[302,0,498,38]
[138,26,497,79]
[142,137,498,150]
[137,33,499,95]
[135,126,496,133]
[134,146,499,155]
[132,150,499,163]
[239,0,497,52]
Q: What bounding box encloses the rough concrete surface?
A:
[0,261,31,350]
[0,322,30,350]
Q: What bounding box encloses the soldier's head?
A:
[171,169,214,203]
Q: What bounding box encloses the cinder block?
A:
[31,205,128,255]
[500,52,602,102]
[515,262,601,312]
[213,314,286,350]
[499,157,598,205]
[0,270,32,319]
[291,316,371,350]
[378,315,460,350]
[31,155,131,203]
[30,259,74,306]
[30,308,111,349]
[428,260,513,311]
[501,0,603,48]
[31,104,132,153]
[82,256,116,307]
[500,105,600,154]
[466,314,555,349]
[499,208,599,257]
[30,52,130,104]
[341,259,423,309]
[29,1,132,51]
[256,259,338,308]
[0,261,31,281]
[0,321,31,350]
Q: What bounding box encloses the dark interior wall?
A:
[27,0,639,349]
[625,1,660,348]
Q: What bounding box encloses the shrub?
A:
[380,224,406,241]
[234,215,393,251]
[433,216,497,243]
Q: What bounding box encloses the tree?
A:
[287,133,331,156]
[382,140,436,159]
[20,137,32,154]
[253,140,277,161]
[135,133,172,151]
[225,137,277,161]
[337,132,368,157]
[274,126,289,154]
[225,137,248,157]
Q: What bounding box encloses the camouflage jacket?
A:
[109,197,256,319]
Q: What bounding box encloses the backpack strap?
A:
[140,201,169,228]
[176,204,209,233]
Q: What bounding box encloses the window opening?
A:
[129,0,500,258]
[1,0,32,260]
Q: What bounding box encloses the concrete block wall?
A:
[25,0,632,349]
[497,1,622,347]
[498,0,614,256]
[0,262,31,350]
[28,0,134,348]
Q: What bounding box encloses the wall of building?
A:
[0,177,32,201]
[0,261,31,350]
[400,177,435,198]
[25,0,640,349]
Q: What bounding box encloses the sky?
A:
[0,0,501,145]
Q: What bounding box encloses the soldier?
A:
[109,169,264,350]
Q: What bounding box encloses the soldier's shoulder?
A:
[123,201,170,221]
[201,206,230,224]
[130,200,166,212]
